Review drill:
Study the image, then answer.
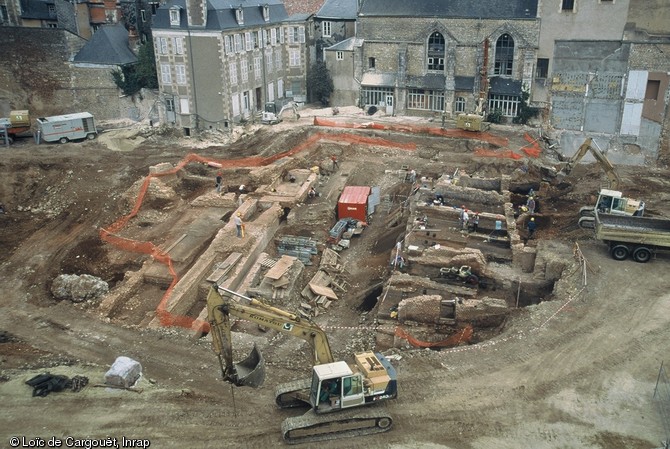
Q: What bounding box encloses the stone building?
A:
[313,0,357,62]
[151,0,309,132]
[324,36,361,106]
[351,0,540,117]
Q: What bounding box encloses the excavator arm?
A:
[560,137,621,189]
[206,285,334,387]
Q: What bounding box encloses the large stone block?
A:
[398,294,442,324]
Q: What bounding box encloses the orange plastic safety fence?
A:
[100,130,427,332]
[394,324,473,348]
[314,117,510,148]
[520,133,542,158]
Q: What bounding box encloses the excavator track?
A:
[281,408,393,445]
[275,378,311,409]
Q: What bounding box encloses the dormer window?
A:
[262,4,269,22]
[235,6,244,25]
[169,6,180,26]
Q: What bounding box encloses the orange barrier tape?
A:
[99,130,425,332]
[520,132,542,158]
[314,117,510,148]
[101,121,535,332]
[394,324,473,348]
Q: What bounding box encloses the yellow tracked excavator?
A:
[206,285,397,444]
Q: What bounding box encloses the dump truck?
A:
[0,110,31,144]
[36,112,97,143]
[206,285,397,444]
[592,210,670,263]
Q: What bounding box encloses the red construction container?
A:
[337,186,371,223]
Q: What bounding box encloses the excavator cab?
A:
[310,361,366,413]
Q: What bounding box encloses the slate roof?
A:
[406,74,445,89]
[73,23,138,66]
[489,77,523,95]
[315,0,358,20]
[153,0,289,30]
[361,72,396,87]
[326,37,363,51]
[359,0,538,19]
[455,76,475,91]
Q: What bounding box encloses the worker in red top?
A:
[331,155,339,171]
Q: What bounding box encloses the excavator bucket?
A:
[233,344,265,388]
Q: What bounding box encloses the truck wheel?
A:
[610,245,629,261]
[632,247,652,263]
[59,137,68,144]
[86,133,96,140]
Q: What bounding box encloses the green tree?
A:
[307,61,334,105]
[512,91,540,125]
[111,41,158,97]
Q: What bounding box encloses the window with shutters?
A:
[175,65,186,84]
[160,64,171,84]
[229,63,238,85]
[289,49,300,67]
[254,57,261,79]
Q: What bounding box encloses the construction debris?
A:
[104,356,142,388]
[25,373,89,397]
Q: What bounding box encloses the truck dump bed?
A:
[595,212,670,247]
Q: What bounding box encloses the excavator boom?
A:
[560,137,621,189]
[206,285,335,386]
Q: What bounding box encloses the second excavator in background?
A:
[261,101,300,125]
[206,285,397,445]
[555,137,646,228]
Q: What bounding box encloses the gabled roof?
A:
[315,0,358,20]
[73,23,137,66]
[153,0,289,31]
[359,0,538,19]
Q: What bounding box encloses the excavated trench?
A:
[81,125,574,350]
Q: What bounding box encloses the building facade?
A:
[313,0,357,62]
[351,0,540,117]
[537,0,670,161]
[152,0,308,132]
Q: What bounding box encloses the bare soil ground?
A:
[1,105,669,449]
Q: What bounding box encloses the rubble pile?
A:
[51,274,109,302]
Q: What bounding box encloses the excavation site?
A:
[1,107,669,448]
